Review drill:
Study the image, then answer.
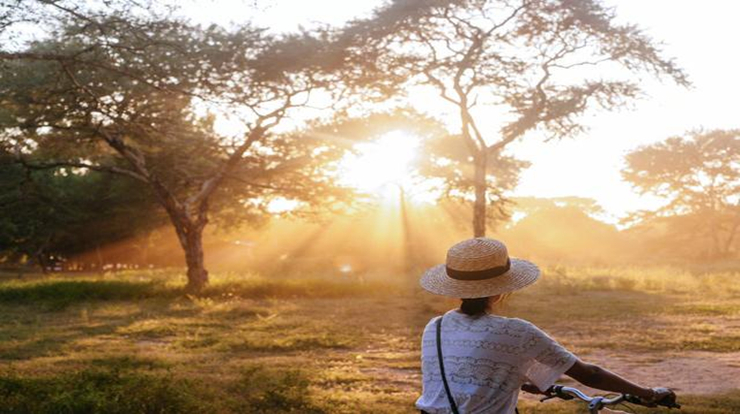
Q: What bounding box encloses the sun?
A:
[339,131,421,197]
[265,130,436,215]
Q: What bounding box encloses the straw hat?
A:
[420,238,540,298]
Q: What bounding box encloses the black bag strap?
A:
[436,316,460,414]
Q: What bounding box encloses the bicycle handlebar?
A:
[542,385,681,410]
[622,392,681,409]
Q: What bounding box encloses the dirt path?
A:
[580,350,740,394]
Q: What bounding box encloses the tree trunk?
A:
[35,253,48,274]
[171,219,209,292]
[183,226,208,292]
[723,218,740,256]
[398,186,415,275]
[710,217,721,259]
[95,244,105,275]
[33,241,50,274]
[153,181,211,292]
[472,152,488,238]
[160,202,209,292]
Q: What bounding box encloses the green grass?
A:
[668,302,740,316]
[0,369,202,414]
[223,331,355,352]
[0,364,329,414]
[2,367,739,413]
[0,280,169,310]
[0,272,397,310]
[0,267,739,413]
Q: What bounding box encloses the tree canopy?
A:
[339,0,688,236]
[0,156,164,270]
[1,0,716,281]
[0,0,350,289]
[623,129,740,259]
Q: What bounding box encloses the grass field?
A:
[1,266,739,413]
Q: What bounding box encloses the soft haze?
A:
[185,0,740,222]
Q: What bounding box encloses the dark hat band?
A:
[445,258,511,281]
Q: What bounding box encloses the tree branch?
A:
[13,156,149,182]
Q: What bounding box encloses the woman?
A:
[416,237,675,414]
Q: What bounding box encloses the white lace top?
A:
[416,310,577,414]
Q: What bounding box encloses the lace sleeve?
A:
[522,322,577,391]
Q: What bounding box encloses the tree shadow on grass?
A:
[0,278,391,363]
[0,297,204,361]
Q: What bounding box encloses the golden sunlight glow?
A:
[339,131,421,198]
[189,0,740,221]
[266,197,301,214]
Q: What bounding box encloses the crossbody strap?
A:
[435,316,460,414]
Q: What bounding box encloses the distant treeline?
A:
[1,168,737,273]
[498,197,740,267]
[2,129,739,272]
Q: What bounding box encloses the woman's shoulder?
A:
[487,315,544,333]
[500,316,536,327]
[448,311,536,328]
[426,311,543,332]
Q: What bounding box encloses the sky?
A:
[182,1,740,221]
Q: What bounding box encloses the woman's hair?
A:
[460,297,490,316]
[459,294,510,316]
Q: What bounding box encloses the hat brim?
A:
[420,258,540,298]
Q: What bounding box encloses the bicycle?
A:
[537,385,681,413]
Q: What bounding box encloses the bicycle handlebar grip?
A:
[548,385,574,400]
[623,394,642,405]
[625,393,681,409]
[545,385,560,394]
[656,390,680,409]
[658,397,681,409]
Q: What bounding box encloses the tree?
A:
[0,1,345,290]
[498,196,629,263]
[0,154,164,271]
[623,129,740,259]
[419,127,529,225]
[341,0,688,236]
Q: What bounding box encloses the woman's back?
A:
[416,310,576,414]
[416,238,676,413]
